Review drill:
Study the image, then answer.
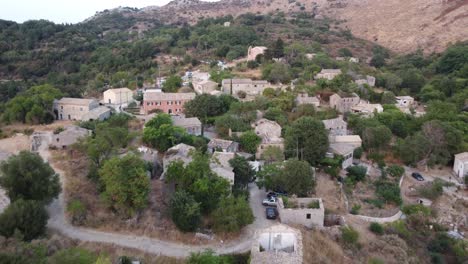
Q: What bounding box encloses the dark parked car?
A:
[411,172,424,181]
[266,191,277,199]
[266,207,278,220]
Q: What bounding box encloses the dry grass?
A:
[302,228,348,264]
[315,172,347,214]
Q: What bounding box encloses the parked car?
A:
[262,197,277,207]
[411,172,425,181]
[266,191,277,199]
[266,207,278,220]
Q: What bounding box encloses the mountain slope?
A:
[98,0,468,54]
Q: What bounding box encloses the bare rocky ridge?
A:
[95,0,468,54]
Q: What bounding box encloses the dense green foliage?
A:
[284,117,329,165]
[0,151,60,203]
[0,199,48,241]
[212,196,254,233]
[99,154,150,216]
[229,155,255,191]
[257,159,315,196]
[170,191,201,232]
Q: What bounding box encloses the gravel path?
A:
[38,139,272,258]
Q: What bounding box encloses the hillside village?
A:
[0,7,467,264]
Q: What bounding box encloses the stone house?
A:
[349,57,360,63]
[314,69,342,80]
[251,224,303,264]
[54,97,99,121]
[322,116,347,136]
[0,151,11,214]
[329,135,362,149]
[221,79,271,99]
[305,53,317,60]
[207,138,239,153]
[351,102,383,117]
[210,151,235,186]
[103,88,134,106]
[223,21,231,27]
[247,46,267,61]
[329,93,361,113]
[278,197,325,228]
[81,106,111,121]
[193,80,218,95]
[162,143,195,179]
[355,75,376,87]
[171,115,202,136]
[453,152,468,179]
[396,96,415,108]
[142,91,195,115]
[50,126,91,149]
[295,92,320,107]
[328,142,358,169]
[254,119,284,160]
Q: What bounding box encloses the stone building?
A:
[210,151,235,186]
[193,80,218,95]
[453,152,468,179]
[396,96,415,108]
[207,138,239,153]
[328,143,358,169]
[295,92,320,107]
[81,106,111,121]
[277,197,325,228]
[54,98,99,121]
[329,93,361,113]
[142,91,195,115]
[351,102,383,117]
[171,115,202,136]
[251,224,303,264]
[314,69,342,80]
[354,75,376,87]
[247,46,267,61]
[50,125,91,149]
[162,143,195,179]
[254,119,284,160]
[221,79,271,99]
[322,116,347,136]
[103,88,134,106]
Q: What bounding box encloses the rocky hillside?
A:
[94,0,468,54]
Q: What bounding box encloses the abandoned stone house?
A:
[193,79,218,95]
[250,224,303,264]
[171,115,202,136]
[329,93,361,113]
[396,96,415,108]
[221,79,271,99]
[354,75,376,87]
[142,91,195,115]
[207,138,239,153]
[329,135,362,149]
[254,118,284,159]
[453,152,468,179]
[322,116,347,136]
[295,92,320,107]
[103,88,134,106]
[81,106,111,121]
[50,126,91,149]
[351,102,383,117]
[54,97,99,121]
[161,143,195,179]
[328,142,360,169]
[210,151,235,186]
[247,46,267,61]
[0,151,12,214]
[314,69,342,81]
[277,197,325,228]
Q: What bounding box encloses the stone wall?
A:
[278,198,325,228]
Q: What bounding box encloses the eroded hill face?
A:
[95,0,468,54]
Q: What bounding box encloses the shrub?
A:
[307,200,320,209]
[170,191,201,232]
[212,196,254,233]
[0,199,48,241]
[341,226,359,246]
[369,222,384,235]
[353,147,363,159]
[417,179,444,200]
[375,180,402,205]
[53,126,64,134]
[49,247,97,264]
[386,165,405,178]
[402,204,431,216]
[346,165,367,184]
[350,204,361,215]
[67,199,87,225]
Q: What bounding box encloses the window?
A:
[306,213,311,219]
[61,106,63,110]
